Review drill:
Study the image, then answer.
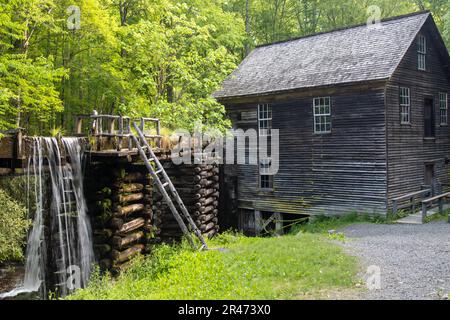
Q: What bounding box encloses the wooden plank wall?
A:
[386,19,450,208]
[224,88,388,216]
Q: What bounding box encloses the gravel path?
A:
[337,221,450,300]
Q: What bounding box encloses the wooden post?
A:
[438,197,443,215]
[274,212,283,236]
[109,118,115,135]
[140,118,145,133]
[75,117,83,135]
[392,200,398,216]
[238,210,244,232]
[118,116,123,151]
[127,119,132,150]
[254,210,262,236]
[157,120,161,149]
[421,202,427,223]
[94,117,99,136]
[98,117,103,135]
[411,196,415,214]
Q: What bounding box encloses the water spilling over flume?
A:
[0,137,94,299]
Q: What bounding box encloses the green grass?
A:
[69,232,358,300]
[290,212,386,235]
[424,209,450,223]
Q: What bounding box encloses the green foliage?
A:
[0,0,448,134]
[290,212,387,234]
[0,189,31,263]
[423,209,449,223]
[0,0,65,132]
[117,0,242,131]
[0,0,244,134]
[49,126,66,137]
[0,175,30,207]
[225,0,450,48]
[0,54,66,131]
[68,232,358,300]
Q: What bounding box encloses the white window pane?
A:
[418,54,426,70]
[258,104,272,136]
[314,97,331,133]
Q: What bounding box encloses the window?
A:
[313,97,331,134]
[418,35,426,71]
[258,104,272,136]
[258,104,274,190]
[424,97,435,138]
[439,92,448,125]
[400,87,411,124]
[260,175,273,190]
[259,158,274,190]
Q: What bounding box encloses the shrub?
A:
[0,189,31,263]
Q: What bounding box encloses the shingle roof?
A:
[214,11,431,99]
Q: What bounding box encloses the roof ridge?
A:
[256,10,430,49]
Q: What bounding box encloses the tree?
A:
[0,0,65,132]
[117,0,244,131]
[0,0,448,134]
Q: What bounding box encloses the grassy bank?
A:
[69,231,358,300]
[291,213,386,234]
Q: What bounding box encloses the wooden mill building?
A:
[214,11,450,223]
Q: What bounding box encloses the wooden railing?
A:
[421,192,450,223]
[392,189,431,216]
[74,114,162,151]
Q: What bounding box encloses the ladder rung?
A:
[147,158,155,162]
[155,169,163,175]
[162,182,169,188]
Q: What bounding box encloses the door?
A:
[424,98,435,138]
[425,163,434,186]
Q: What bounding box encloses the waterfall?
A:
[60,138,94,291]
[0,137,94,299]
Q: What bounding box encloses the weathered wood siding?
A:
[386,19,450,207]
[224,87,387,216]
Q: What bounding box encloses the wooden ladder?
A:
[130,122,208,250]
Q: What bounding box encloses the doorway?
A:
[424,163,435,186]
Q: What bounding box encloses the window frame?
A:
[259,174,274,190]
[417,35,427,71]
[257,105,274,191]
[313,97,332,134]
[439,92,448,126]
[258,104,272,137]
[399,87,411,125]
[259,158,274,191]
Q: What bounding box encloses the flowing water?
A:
[0,137,94,299]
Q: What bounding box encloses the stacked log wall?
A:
[156,161,220,243]
[85,163,154,274]
[85,155,221,273]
